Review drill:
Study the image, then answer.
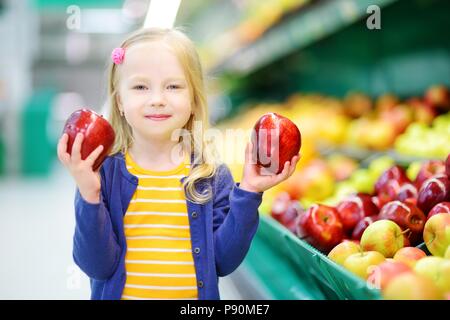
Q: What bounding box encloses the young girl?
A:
[57,28,299,300]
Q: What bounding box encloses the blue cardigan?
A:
[73,153,263,300]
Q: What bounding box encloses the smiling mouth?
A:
[145,115,172,121]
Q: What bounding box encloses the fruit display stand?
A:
[237,215,382,300]
[193,0,450,299]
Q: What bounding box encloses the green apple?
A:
[343,251,385,279]
[328,240,361,266]
[360,220,405,258]
[414,256,450,294]
[424,213,450,257]
[383,273,443,300]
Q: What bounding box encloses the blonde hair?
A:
[107,27,220,204]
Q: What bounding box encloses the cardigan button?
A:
[194,247,201,254]
[198,280,204,288]
[192,211,198,218]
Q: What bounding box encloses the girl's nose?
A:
[148,91,166,107]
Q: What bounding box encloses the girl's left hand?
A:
[239,141,300,193]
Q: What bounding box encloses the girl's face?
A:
[117,41,192,141]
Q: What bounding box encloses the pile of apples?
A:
[327,209,450,300]
[270,153,450,299]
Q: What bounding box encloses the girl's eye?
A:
[167,84,181,90]
[133,85,147,90]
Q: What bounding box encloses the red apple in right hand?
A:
[63,108,115,171]
[296,204,344,253]
[252,112,301,175]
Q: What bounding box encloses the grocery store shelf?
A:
[239,215,382,300]
[211,0,398,76]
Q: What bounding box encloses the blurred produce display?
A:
[193,0,450,300]
[270,153,450,299]
[215,84,450,212]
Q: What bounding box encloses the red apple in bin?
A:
[296,204,344,253]
[417,174,450,215]
[378,200,427,246]
[336,194,379,233]
[352,215,378,241]
[377,180,404,207]
[375,165,410,195]
[252,112,301,175]
[446,154,450,178]
[414,160,446,189]
[63,108,115,171]
[270,192,291,224]
[270,192,304,232]
[396,183,418,204]
[427,202,450,220]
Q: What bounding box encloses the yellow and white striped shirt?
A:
[121,152,198,300]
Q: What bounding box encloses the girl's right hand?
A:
[57,133,104,204]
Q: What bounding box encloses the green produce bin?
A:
[20,88,57,176]
[242,215,383,300]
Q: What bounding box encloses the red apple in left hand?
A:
[337,194,379,233]
[378,200,427,246]
[63,108,115,171]
[296,204,344,253]
[252,112,301,174]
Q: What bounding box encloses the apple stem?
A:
[358,244,364,255]
[400,228,410,235]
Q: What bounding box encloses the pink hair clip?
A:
[111,47,125,65]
